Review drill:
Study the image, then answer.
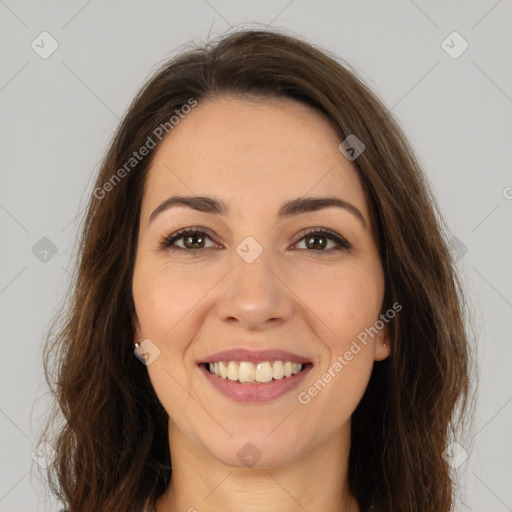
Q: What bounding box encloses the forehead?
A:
[142,96,368,220]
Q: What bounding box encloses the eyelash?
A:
[157,226,352,255]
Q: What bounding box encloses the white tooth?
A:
[255,362,273,383]
[209,363,214,374]
[227,361,239,381]
[218,361,228,379]
[272,361,285,379]
[216,360,300,381]
[239,362,256,383]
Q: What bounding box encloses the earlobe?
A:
[374,325,391,361]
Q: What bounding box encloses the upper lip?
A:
[198,348,313,364]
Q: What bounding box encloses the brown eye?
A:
[294,229,351,252]
[159,228,218,252]
[304,234,329,250]
[182,232,206,249]
[159,227,351,255]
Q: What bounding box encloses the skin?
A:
[132,96,391,512]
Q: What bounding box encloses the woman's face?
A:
[132,96,390,468]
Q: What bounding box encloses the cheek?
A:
[132,262,213,430]
[297,261,384,344]
[294,263,382,408]
[132,260,219,344]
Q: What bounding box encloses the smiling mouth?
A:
[202,360,312,384]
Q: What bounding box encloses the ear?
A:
[374,321,391,361]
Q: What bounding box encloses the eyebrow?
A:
[148,195,367,229]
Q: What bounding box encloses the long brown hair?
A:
[37,28,474,512]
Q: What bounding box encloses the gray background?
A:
[1,1,511,510]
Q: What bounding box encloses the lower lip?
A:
[199,364,312,403]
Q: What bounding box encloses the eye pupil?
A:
[306,235,326,250]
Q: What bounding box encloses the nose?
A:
[216,252,294,331]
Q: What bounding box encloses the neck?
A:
[155,420,360,512]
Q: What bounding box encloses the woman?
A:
[39,28,473,512]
